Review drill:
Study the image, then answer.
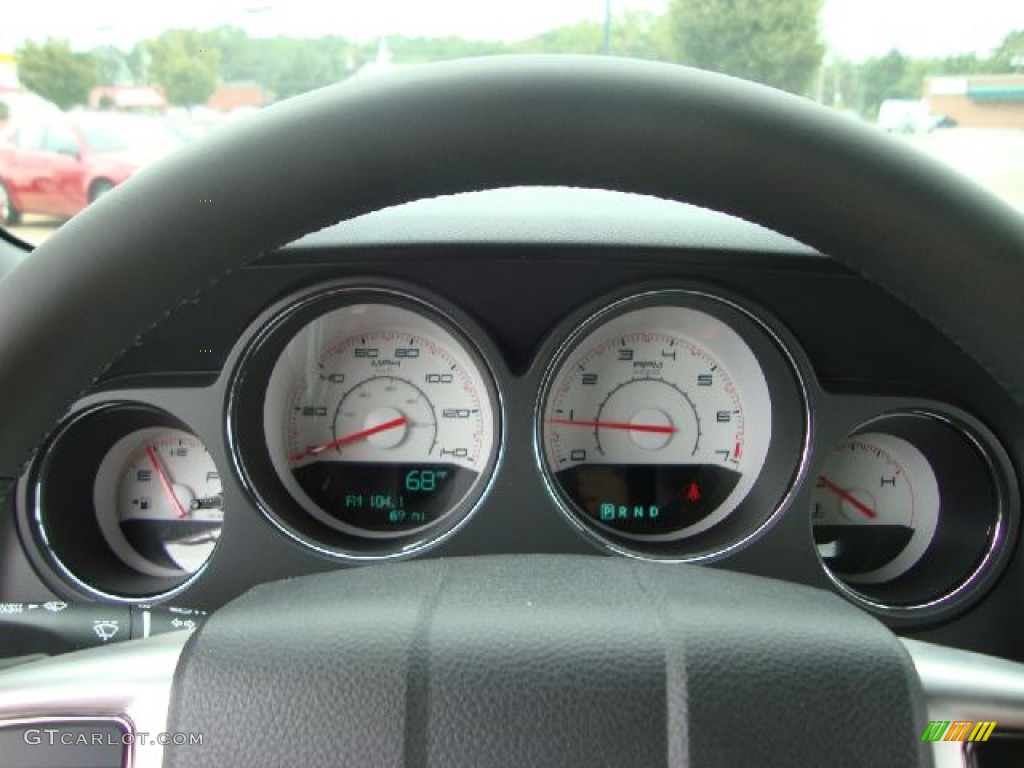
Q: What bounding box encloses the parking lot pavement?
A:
[901,128,1024,213]
[7,215,64,247]
[3,128,1023,250]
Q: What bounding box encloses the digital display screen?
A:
[556,464,741,535]
[293,462,477,531]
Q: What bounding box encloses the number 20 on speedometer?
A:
[539,300,775,543]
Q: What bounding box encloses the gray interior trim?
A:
[0,631,189,768]
[0,633,1020,768]
[288,187,820,253]
[903,638,1024,767]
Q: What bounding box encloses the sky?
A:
[2,0,1022,62]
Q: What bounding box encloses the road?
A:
[901,128,1024,213]
[6,127,1024,248]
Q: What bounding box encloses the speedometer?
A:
[230,285,501,558]
[537,289,806,559]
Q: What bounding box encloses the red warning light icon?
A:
[685,482,701,503]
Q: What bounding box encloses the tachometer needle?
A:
[547,418,677,435]
[818,475,877,519]
[146,445,187,519]
[290,416,409,462]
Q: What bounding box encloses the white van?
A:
[877,99,942,134]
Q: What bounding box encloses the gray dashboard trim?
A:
[286,187,822,254]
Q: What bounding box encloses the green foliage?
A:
[668,0,825,95]
[857,50,915,118]
[16,39,98,110]
[91,45,130,87]
[855,48,1004,118]
[510,10,673,60]
[146,30,220,108]
[11,16,1021,120]
[988,29,1024,73]
[383,36,509,64]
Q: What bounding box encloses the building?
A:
[924,74,1024,129]
[206,82,266,112]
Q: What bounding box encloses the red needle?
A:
[146,446,187,520]
[818,475,877,519]
[290,416,408,462]
[547,418,677,435]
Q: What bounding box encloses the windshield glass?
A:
[76,114,181,154]
[2,0,1023,246]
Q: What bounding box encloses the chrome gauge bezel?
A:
[226,281,504,562]
[23,402,219,603]
[534,287,810,562]
[811,408,1018,620]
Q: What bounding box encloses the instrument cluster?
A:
[19,279,1018,623]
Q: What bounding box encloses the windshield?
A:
[76,114,181,154]
[2,0,1022,246]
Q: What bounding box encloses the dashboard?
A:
[2,188,1022,661]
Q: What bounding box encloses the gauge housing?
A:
[535,288,808,561]
[812,410,1017,614]
[228,282,503,560]
[24,403,218,601]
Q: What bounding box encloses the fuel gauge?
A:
[95,427,223,578]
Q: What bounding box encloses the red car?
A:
[0,112,182,225]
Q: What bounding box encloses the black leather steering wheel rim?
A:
[1,55,1023,478]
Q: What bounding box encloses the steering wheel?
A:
[2,56,1024,767]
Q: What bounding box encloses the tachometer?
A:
[231,286,501,557]
[536,290,806,559]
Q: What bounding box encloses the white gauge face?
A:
[94,427,223,578]
[263,301,498,537]
[540,304,772,541]
[812,433,940,584]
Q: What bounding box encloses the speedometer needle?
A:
[146,445,187,520]
[289,416,409,462]
[818,475,877,519]
[547,418,677,435]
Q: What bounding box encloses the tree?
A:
[91,45,130,87]
[668,0,825,95]
[16,39,97,110]
[988,29,1024,73]
[856,50,911,118]
[146,30,220,109]
[511,11,672,60]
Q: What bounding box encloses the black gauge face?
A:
[237,290,501,553]
[537,292,806,560]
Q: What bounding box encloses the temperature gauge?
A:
[812,433,940,584]
[95,427,223,578]
[810,411,1013,615]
